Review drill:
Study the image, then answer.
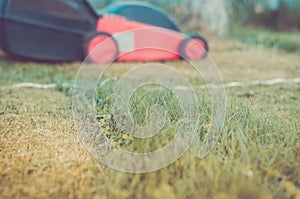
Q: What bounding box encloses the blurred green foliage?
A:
[229,0,300,30]
[232,25,300,52]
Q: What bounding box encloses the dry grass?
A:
[0,34,300,199]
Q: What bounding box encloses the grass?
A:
[230,25,300,53]
[95,81,184,152]
[0,29,300,198]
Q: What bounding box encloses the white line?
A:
[1,77,300,91]
[0,83,57,90]
[174,77,300,90]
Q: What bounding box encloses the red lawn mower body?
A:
[84,1,209,63]
[86,15,208,63]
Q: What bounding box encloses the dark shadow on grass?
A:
[0,50,79,65]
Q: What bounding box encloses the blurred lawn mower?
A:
[0,0,208,63]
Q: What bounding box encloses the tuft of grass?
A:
[95,80,185,152]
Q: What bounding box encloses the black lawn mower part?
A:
[0,0,97,61]
[179,34,209,60]
[83,31,119,64]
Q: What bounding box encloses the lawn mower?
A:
[0,0,208,63]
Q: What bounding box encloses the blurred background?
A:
[91,0,300,32]
[90,0,300,53]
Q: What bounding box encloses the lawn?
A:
[0,31,299,199]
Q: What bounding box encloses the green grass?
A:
[230,25,300,53]
[95,78,190,152]
[0,33,300,199]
